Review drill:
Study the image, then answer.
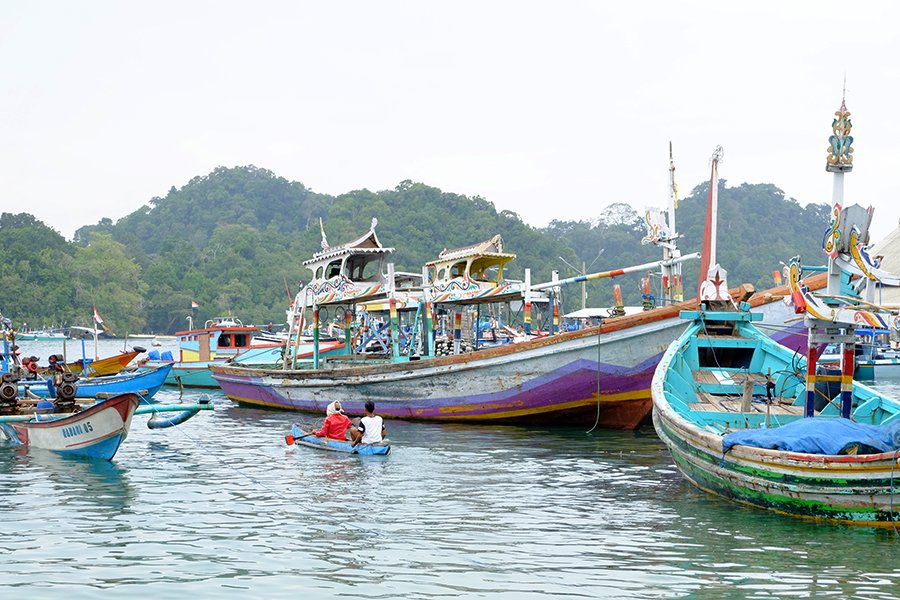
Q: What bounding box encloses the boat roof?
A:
[303,218,394,266]
[424,235,515,267]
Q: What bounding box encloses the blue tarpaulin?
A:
[723,418,900,455]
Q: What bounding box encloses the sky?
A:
[2,1,900,245]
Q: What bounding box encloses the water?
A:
[2,340,900,598]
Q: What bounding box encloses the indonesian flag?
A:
[191,300,200,309]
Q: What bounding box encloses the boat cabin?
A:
[174,317,259,362]
[426,235,521,304]
[303,218,398,305]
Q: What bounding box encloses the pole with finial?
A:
[825,85,854,295]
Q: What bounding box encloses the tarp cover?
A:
[722,418,900,455]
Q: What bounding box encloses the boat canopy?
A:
[425,235,515,286]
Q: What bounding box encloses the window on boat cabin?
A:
[326,260,342,279]
[218,335,232,347]
[449,261,467,279]
[315,266,324,279]
[470,258,500,283]
[346,254,382,282]
[232,333,249,347]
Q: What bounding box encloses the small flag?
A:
[93,306,110,332]
[191,300,200,309]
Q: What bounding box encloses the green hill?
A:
[0,166,832,333]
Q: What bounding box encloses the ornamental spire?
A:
[826,88,853,172]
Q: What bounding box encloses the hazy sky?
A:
[2,1,899,246]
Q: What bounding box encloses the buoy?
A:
[285,435,295,445]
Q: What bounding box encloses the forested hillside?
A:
[0,166,832,334]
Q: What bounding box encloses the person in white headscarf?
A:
[314,400,352,440]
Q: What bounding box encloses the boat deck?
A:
[688,392,805,415]
[690,370,805,415]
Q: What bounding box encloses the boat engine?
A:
[54,372,79,413]
[0,372,20,414]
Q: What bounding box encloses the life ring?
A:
[26,361,38,374]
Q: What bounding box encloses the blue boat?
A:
[286,424,390,455]
[19,364,172,401]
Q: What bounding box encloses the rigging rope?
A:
[586,330,602,434]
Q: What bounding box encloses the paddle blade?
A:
[285,434,295,445]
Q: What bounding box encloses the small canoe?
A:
[286,424,390,455]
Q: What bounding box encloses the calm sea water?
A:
[2,339,900,599]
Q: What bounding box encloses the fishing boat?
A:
[19,364,172,400]
[16,329,68,341]
[651,269,900,526]
[652,101,900,526]
[285,424,391,455]
[210,153,822,429]
[142,317,281,389]
[58,348,146,378]
[0,393,213,460]
[820,328,900,381]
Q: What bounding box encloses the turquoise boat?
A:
[286,424,391,455]
[652,254,900,527]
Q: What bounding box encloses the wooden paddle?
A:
[285,430,315,445]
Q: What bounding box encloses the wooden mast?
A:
[698,146,724,299]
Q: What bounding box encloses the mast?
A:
[640,143,685,303]
[698,145,724,298]
[665,142,683,302]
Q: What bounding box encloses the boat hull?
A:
[0,394,139,460]
[213,304,697,428]
[652,407,900,525]
[21,364,172,400]
[148,341,346,389]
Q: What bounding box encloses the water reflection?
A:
[0,372,897,597]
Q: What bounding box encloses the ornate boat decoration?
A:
[426,235,522,304]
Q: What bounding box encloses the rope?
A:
[586,330,602,434]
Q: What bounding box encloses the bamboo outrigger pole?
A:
[530,253,700,292]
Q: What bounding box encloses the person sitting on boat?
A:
[351,400,386,445]
[312,400,353,440]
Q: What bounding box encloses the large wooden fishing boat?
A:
[210,174,820,428]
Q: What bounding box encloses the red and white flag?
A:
[93,306,104,325]
[191,300,200,309]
